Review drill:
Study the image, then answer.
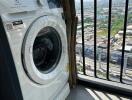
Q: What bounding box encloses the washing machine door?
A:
[22,16,68,85]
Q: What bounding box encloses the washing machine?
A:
[0,0,70,100]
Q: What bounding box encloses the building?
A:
[115,29,132,38]
[118,45,132,53]
[127,25,132,30]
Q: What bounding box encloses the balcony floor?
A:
[66,85,131,100]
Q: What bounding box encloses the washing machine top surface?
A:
[0,0,40,14]
[0,0,63,14]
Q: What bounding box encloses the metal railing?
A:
[76,0,132,85]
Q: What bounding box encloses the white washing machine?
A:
[0,0,70,100]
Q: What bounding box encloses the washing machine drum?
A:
[33,27,61,73]
[22,16,68,85]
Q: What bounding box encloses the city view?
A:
[75,0,132,84]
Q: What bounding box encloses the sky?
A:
[75,0,103,2]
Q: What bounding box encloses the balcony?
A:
[68,0,132,99]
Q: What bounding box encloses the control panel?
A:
[0,0,43,14]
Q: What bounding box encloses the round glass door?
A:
[22,16,68,84]
[33,27,62,73]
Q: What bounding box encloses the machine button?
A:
[37,0,44,6]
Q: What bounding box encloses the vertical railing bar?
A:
[120,0,129,83]
[94,0,97,77]
[106,0,112,80]
[80,0,86,75]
